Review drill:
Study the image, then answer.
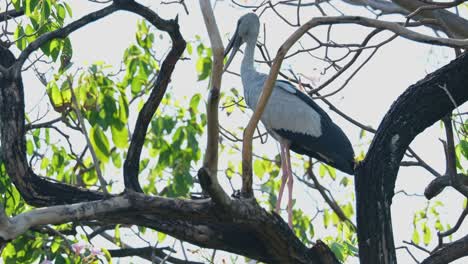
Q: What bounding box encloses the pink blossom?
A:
[71,241,87,254]
[90,247,103,256]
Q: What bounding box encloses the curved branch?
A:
[355,52,468,262]
[121,1,186,192]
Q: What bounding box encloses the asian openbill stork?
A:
[224,13,355,228]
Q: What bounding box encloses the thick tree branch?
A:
[355,52,468,263]
[0,8,25,23]
[0,190,336,263]
[424,173,468,199]
[0,195,130,241]
[421,234,468,264]
[392,0,468,38]
[0,46,105,206]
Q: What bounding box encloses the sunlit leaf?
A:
[90,126,110,163]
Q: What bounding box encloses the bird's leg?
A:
[275,142,288,214]
[285,144,294,228]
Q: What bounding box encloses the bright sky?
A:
[16,0,468,263]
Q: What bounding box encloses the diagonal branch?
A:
[0,8,25,23]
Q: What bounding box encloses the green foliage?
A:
[194,42,212,81]
[411,201,446,246]
[13,0,73,68]
[144,92,205,197]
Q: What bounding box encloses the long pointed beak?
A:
[224,26,242,72]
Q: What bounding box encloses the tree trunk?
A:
[356,52,468,263]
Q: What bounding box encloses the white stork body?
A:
[225,13,354,228]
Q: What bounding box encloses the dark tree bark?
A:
[355,52,468,263]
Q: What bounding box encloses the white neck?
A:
[241,39,256,76]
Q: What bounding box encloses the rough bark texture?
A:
[355,52,468,263]
[0,47,105,206]
[391,0,468,38]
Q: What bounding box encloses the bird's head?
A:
[224,13,260,71]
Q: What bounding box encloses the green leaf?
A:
[118,94,129,123]
[41,0,51,20]
[50,238,61,253]
[90,126,110,163]
[12,0,21,11]
[114,224,121,247]
[359,129,366,139]
[26,140,34,155]
[196,57,212,81]
[40,157,49,170]
[423,223,431,245]
[319,164,326,178]
[330,242,345,262]
[189,93,201,113]
[82,169,97,186]
[460,139,468,160]
[253,159,265,179]
[64,2,73,17]
[111,123,128,149]
[158,232,166,242]
[49,39,62,62]
[57,4,66,21]
[111,152,122,168]
[102,248,113,264]
[47,82,64,109]
[323,209,330,228]
[186,42,193,55]
[14,25,27,50]
[412,229,420,245]
[25,0,40,16]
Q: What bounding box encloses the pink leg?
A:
[275,142,288,213]
[285,145,294,228]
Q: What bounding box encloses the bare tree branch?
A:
[198,0,231,207]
